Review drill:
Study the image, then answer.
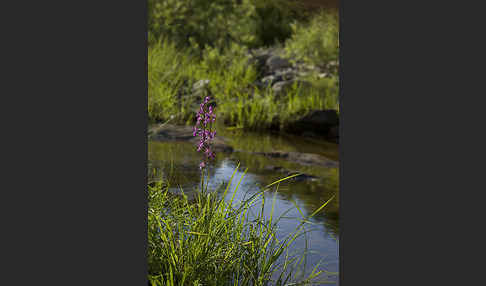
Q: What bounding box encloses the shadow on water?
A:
[148,127,339,284]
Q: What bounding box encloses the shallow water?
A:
[148,128,339,285]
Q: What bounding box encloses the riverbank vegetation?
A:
[148,0,339,133]
[147,1,340,284]
[148,170,335,285]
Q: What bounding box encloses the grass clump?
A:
[148,169,335,285]
[284,10,339,72]
[148,40,259,124]
[148,40,198,124]
[148,42,339,127]
[200,44,259,97]
[218,77,339,130]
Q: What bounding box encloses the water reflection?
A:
[148,129,339,284]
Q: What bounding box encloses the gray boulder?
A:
[261,75,283,87]
[248,48,276,74]
[266,55,291,72]
[274,68,297,80]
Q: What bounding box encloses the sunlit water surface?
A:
[149,128,339,285]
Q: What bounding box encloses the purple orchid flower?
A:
[193,96,216,170]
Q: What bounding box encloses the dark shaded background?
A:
[300,0,339,10]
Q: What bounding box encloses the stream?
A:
[148,125,339,285]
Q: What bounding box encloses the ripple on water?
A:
[148,128,339,284]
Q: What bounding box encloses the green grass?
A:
[148,167,336,285]
[148,1,339,131]
[215,74,338,131]
[148,39,202,124]
[148,41,339,128]
[284,10,339,71]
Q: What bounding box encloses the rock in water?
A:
[328,125,339,142]
[301,110,339,126]
[286,110,339,136]
[287,152,338,168]
[254,151,338,168]
[148,124,234,153]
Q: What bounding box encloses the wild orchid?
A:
[193,96,216,169]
